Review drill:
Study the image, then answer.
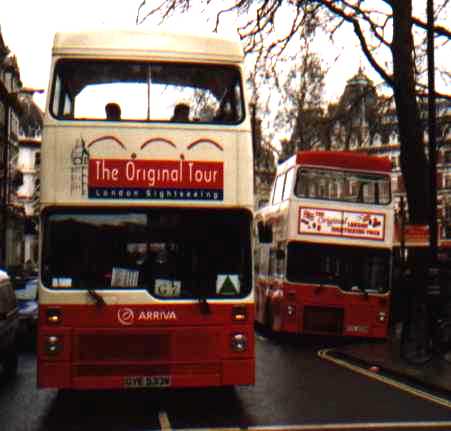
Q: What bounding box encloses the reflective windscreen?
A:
[294,168,391,204]
[50,60,244,124]
[286,242,391,293]
[42,209,252,299]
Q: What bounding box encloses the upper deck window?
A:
[294,167,391,205]
[50,59,244,124]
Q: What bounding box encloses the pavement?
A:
[321,323,451,406]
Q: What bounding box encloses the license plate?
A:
[124,376,171,388]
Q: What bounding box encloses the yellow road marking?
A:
[318,348,451,410]
[158,410,172,431]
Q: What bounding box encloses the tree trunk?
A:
[392,0,432,364]
[391,0,430,224]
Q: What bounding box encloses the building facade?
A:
[16,91,42,268]
[0,29,42,271]
[315,69,451,251]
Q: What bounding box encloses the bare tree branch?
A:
[412,16,451,39]
[314,0,394,87]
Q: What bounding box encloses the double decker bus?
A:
[37,30,255,389]
[255,151,393,338]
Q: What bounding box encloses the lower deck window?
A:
[42,208,252,299]
[286,242,391,293]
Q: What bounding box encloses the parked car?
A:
[0,269,19,379]
[14,276,38,336]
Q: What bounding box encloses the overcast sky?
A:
[0,0,448,112]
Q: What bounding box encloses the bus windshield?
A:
[50,59,244,123]
[286,242,391,293]
[41,209,252,299]
[294,168,391,204]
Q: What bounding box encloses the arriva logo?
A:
[117,308,177,325]
[138,311,177,321]
[117,307,135,326]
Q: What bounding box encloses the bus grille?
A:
[77,334,171,361]
[75,363,221,377]
[303,307,344,335]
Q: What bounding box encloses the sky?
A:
[0,0,448,114]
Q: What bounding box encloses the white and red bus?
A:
[37,30,255,389]
[255,151,393,338]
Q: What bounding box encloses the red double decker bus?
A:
[37,30,254,389]
[255,151,393,338]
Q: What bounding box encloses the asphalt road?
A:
[0,330,450,431]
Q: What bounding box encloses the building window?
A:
[35,152,41,168]
[444,151,451,164]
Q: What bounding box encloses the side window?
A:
[257,245,270,277]
[269,247,284,278]
[51,74,62,116]
[282,168,295,201]
[63,94,73,118]
[233,81,243,121]
[269,248,277,277]
[272,174,285,205]
[35,152,41,168]
[294,168,312,198]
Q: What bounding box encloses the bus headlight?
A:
[231,333,248,352]
[232,306,247,322]
[46,335,62,355]
[46,309,62,324]
[287,304,296,317]
[378,311,387,322]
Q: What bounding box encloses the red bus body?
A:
[38,303,254,389]
[255,151,393,338]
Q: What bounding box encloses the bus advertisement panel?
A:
[255,151,393,339]
[37,30,254,389]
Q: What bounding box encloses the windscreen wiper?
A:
[198,295,211,315]
[353,284,368,299]
[87,288,106,307]
[194,280,211,315]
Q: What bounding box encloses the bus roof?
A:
[278,151,392,174]
[52,30,244,63]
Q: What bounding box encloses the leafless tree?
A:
[137,1,451,361]
[136,0,450,225]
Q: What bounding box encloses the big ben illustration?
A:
[71,137,90,196]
